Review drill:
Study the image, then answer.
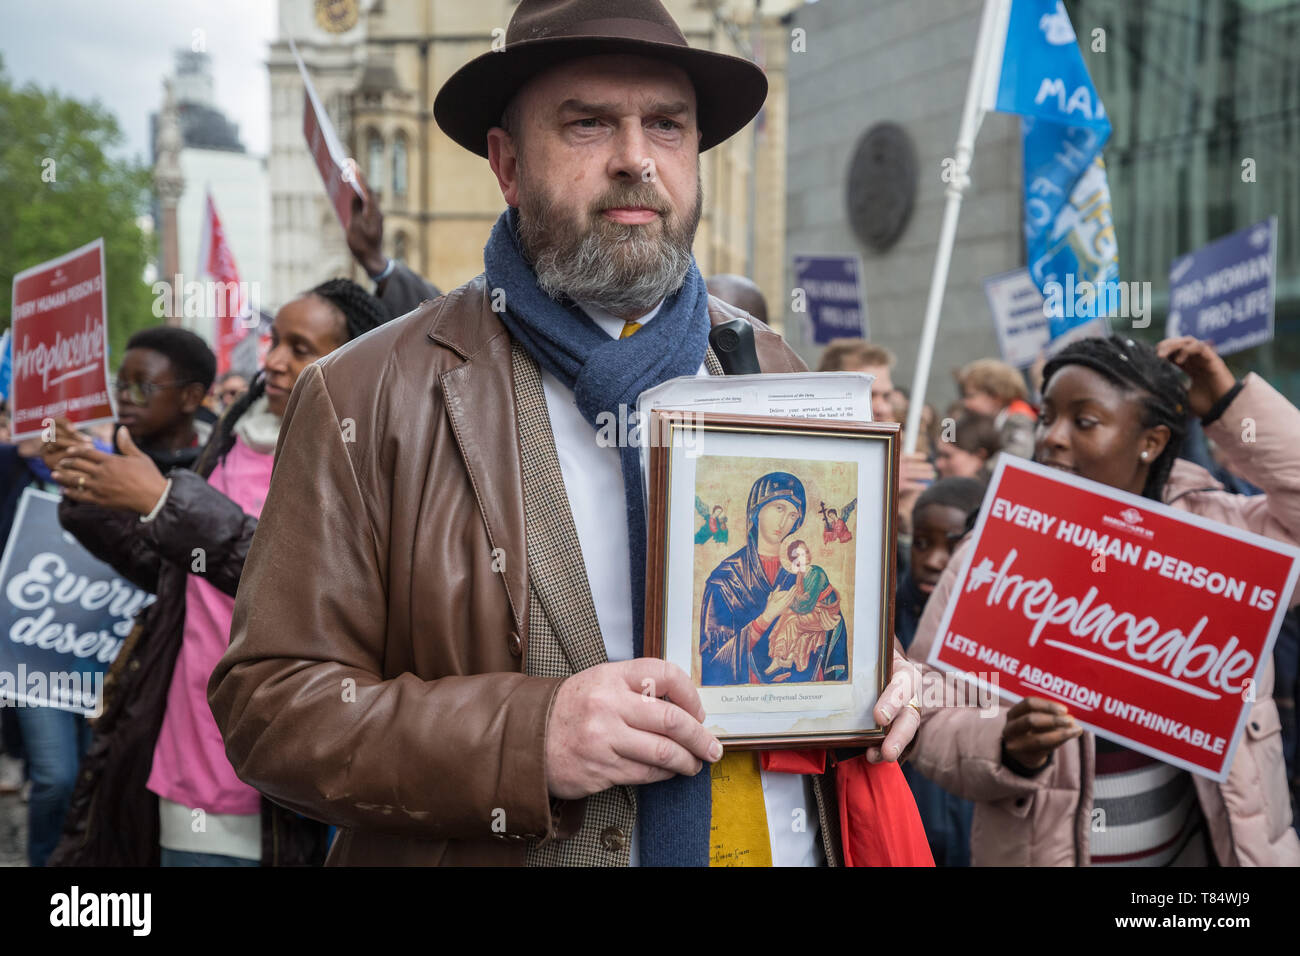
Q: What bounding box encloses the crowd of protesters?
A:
[0,0,1297,870]
[4,182,1299,868]
[0,280,388,866]
[4,155,1300,867]
[817,332,1300,865]
[4,298,1296,867]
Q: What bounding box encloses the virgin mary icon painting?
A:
[696,465,856,686]
[646,411,897,747]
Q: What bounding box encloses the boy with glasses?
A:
[22,326,214,866]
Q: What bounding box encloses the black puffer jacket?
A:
[48,405,327,866]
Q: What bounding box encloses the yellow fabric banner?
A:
[709,750,772,867]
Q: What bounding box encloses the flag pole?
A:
[903,0,1010,453]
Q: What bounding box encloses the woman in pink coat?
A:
[909,335,1300,866]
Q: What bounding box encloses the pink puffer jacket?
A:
[908,373,1300,866]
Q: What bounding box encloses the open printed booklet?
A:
[636,371,876,499]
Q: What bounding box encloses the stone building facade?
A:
[269,0,800,316]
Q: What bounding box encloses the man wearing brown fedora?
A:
[211,0,921,866]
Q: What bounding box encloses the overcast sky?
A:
[0,0,277,163]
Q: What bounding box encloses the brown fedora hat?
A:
[433,0,768,158]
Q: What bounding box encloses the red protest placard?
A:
[292,38,362,231]
[927,456,1300,781]
[303,92,354,230]
[9,238,115,440]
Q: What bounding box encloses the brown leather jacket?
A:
[208,275,840,865]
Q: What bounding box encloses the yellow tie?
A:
[620,320,642,339]
[709,751,773,867]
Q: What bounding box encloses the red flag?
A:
[198,192,249,376]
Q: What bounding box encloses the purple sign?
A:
[793,255,866,344]
[1167,218,1276,356]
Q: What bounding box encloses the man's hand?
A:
[545,659,723,800]
[1156,336,1237,419]
[52,426,169,515]
[867,645,922,763]
[1002,697,1082,770]
[897,451,936,533]
[346,167,387,277]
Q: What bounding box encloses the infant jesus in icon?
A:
[763,540,837,676]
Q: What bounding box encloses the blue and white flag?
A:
[982,0,1117,339]
[0,329,11,403]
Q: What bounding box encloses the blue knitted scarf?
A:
[484,207,712,866]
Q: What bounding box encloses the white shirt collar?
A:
[575,299,666,340]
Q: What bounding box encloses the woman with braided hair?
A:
[908,334,1300,866]
[43,279,388,867]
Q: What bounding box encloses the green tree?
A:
[0,55,155,367]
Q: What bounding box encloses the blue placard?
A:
[793,255,867,344]
[1167,218,1277,356]
[984,267,1050,368]
[0,489,153,715]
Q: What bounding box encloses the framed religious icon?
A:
[645,410,900,749]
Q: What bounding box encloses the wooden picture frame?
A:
[645,410,900,750]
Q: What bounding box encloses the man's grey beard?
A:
[517,176,702,316]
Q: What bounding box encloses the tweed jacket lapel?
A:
[511,345,610,676]
[514,343,640,867]
[510,343,724,672]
